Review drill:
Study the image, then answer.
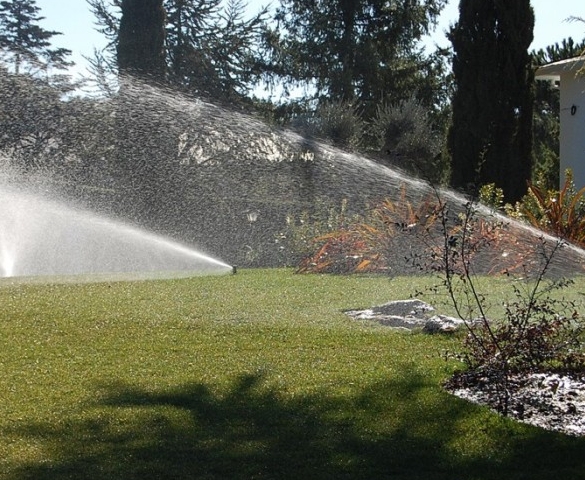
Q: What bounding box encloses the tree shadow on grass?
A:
[5,367,585,480]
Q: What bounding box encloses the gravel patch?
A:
[446,372,585,436]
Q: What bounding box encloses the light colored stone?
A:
[345,299,466,333]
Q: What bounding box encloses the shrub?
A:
[295,187,534,276]
[478,183,505,211]
[296,187,440,275]
[428,194,585,415]
[294,100,365,151]
[370,96,446,183]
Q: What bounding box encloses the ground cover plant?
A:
[292,186,585,277]
[1,270,585,479]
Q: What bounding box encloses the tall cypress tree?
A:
[117,0,166,79]
[448,0,534,203]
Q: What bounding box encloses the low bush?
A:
[294,186,540,276]
[370,96,447,183]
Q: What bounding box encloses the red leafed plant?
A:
[296,186,560,277]
[523,170,585,248]
[296,187,441,274]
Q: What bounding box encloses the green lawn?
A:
[1,269,584,479]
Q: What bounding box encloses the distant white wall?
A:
[559,71,585,189]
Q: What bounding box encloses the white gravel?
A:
[448,372,585,436]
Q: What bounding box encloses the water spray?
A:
[3,75,585,280]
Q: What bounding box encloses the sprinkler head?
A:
[232,265,237,275]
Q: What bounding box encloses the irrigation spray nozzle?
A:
[232,265,237,275]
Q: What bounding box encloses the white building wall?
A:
[559,71,585,188]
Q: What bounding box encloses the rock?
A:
[372,299,434,318]
[344,299,467,333]
[423,315,467,333]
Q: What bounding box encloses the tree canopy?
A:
[117,0,166,79]
[89,0,267,100]
[259,0,448,119]
[0,0,72,74]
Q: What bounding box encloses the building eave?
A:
[535,56,585,81]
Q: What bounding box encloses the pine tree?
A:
[0,0,71,74]
[165,0,266,99]
[448,0,534,203]
[260,0,447,120]
[89,0,267,99]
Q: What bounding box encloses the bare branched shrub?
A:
[422,193,585,415]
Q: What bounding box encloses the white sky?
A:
[35,0,585,80]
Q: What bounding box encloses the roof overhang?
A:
[535,56,585,81]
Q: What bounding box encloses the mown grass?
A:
[0,269,584,479]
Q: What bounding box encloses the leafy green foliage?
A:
[478,183,505,210]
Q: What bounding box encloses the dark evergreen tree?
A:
[165,0,266,100]
[0,0,71,74]
[448,0,534,203]
[260,0,448,120]
[117,0,166,79]
[165,0,219,89]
